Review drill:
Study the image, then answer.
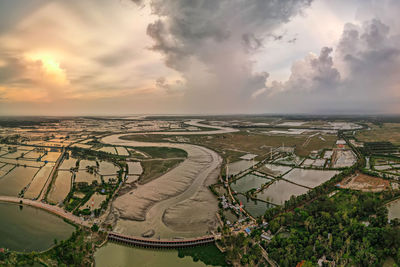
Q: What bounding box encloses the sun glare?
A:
[26,52,68,85]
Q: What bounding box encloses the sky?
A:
[0,0,399,116]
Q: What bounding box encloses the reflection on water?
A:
[95,243,209,267]
[236,194,275,218]
[230,174,271,193]
[0,203,74,252]
[256,180,309,205]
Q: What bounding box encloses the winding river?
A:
[101,120,236,238]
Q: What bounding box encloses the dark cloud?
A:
[133,0,313,112]
[242,33,264,51]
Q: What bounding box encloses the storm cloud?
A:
[259,1,400,114]
[137,0,313,112]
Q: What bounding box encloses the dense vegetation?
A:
[0,228,106,266]
[133,146,188,159]
[265,190,400,266]
[178,245,228,266]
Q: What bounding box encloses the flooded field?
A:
[95,243,211,267]
[283,169,338,188]
[236,194,275,217]
[256,180,309,205]
[227,160,257,176]
[0,167,38,196]
[25,164,54,199]
[0,202,74,252]
[261,164,292,177]
[332,150,357,168]
[48,171,72,204]
[230,174,272,193]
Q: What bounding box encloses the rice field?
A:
[98,146,117,154]
[283,168,338,188]
[116,146,129,156]
[256,180,309,205]
[60,158,78,169]
[98,161,119,175]
[0,164,15,176]
[23,150,44,159]
[127,162,143,175]
[79,160,97,169]
[3,151,26,159]
[24,164,54,199]
[75,171,100,184]
[41,152,61,162]
[0,167,39,196]
[48,171,72,204]
[0,158,45,168]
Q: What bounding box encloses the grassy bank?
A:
[140,159,184,184]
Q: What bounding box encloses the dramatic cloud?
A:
[259,0,400,114]
[0,0,399,115]
[139,0,313,112]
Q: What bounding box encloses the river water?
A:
[95,243,210,267]
[0,202,74,252]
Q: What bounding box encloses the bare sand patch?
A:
[339,173,390,192]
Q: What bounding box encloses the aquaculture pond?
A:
[282,168,338,188]
[235,194,275,218]
[256,180,309,205]
[230,174,271,193]
[227,160,258,176]
[0,203,74,252]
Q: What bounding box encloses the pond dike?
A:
[107,232,215,248]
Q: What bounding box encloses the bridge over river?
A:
[107,232,215,248]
